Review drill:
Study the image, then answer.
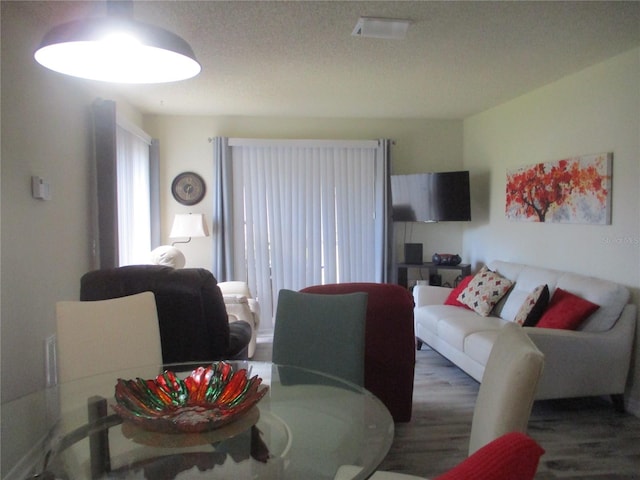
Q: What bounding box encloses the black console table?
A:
[397,262,471,288]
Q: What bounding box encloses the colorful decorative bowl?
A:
[113,362,268,433]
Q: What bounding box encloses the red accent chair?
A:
[300,282,415,422]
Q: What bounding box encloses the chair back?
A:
[56,291,162,383]
[273,289,368,386]
[300,282,415,422]
[469,322,544,455]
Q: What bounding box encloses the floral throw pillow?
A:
[513,284,549,326]
[457,266,513,316]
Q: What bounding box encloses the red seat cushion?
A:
[433,432,545,480]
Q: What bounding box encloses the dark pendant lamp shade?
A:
[34,10,201,84]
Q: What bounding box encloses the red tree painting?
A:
[506,153,612,224]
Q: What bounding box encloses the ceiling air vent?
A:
[352,17,412,40]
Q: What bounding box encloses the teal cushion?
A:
[272,289,368,386]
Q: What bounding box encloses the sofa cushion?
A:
[438,314,506,352]
[464,329,502,366]
[537,288,599,330]
[457,266,513,316]
[556,273,630,332]
[433,432,545,480]
[415,305,455,335]
[493,265,560,320]
[445,275,473,308]
[514,284,549,326]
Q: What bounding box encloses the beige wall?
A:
[1,1,143,401]
[462,47,640,413]
[143,115,464,274]
[1,3,143,474]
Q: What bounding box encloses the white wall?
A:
[462,47,640,412]
[143,115,464,278]
[1,3,143,475]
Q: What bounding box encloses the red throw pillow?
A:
[433,432,545,480]
[536,288,599,330]
[444,275,473,309]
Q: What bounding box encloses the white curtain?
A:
[225,139,390,331]
[116,119,152,266]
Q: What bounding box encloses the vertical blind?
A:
[223,139,389,330]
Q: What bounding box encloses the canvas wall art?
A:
[505,152,612,224]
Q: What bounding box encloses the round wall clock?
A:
[171,171,206,206]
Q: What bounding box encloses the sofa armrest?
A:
[227,320,252,360]
[524,303,637,399]
[413,284,452,307]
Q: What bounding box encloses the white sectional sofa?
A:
[413,260,637,406]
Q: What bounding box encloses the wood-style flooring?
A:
[253,337,640,479]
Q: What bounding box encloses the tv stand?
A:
[396,262,471,288]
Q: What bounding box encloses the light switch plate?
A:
[45,334,57,387]
[31,176,51,200]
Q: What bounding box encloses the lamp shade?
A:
[169,213,209,239]
[34,16,201,83]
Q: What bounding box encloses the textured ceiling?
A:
[26,1,640,119]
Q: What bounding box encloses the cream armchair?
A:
[218,281,260,358]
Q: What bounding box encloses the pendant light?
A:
[34,1,200,84]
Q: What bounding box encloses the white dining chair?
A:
[56,291,163,479]
[56,291,163,383]
[336,322,545,479]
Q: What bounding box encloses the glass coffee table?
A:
[9,361,394,479]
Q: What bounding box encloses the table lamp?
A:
[150,213,209,268]
[170,213,210,245]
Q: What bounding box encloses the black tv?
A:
[391,171,471,222]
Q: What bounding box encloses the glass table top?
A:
[4,361,394,480]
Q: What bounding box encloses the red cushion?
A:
[433,432,544,480]
[444,275,473,308]
[536,288,599,330]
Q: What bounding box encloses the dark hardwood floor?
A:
[252,337,640,479]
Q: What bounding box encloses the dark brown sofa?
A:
[80,265,252,364]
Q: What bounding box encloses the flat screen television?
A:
[391,171,471,222]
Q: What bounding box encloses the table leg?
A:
[88,396,111,479]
